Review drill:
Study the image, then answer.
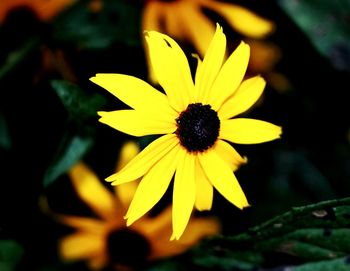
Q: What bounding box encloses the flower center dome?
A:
[107,228,150,266]
[176,103,220,153]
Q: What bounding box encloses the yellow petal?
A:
[142,0,163,83]
[57,215,108,234]
[113,141,140,210]
[194,157,213,211]
[207,42,250,110]
[179,216,221,245]
[142,1,163,32]
[198,149,249,209]
[138,206,172,237]
[69,162,117,221]
[107,134,178,184]
[115,141,140,171]
[115,182,139,212]
[206,1,275,38]
[148,215,220,259]
[220,118,282,144]
[90,74,176,119]
[192,53,203,87]
[171,150,196,240]
[145,31,194,111]
[163,3,183,38]
[178,1,216,59]
[215,140,247,171]
[88,253,108,271]
[98,110,176,137]
[195,23,226,103]
[125,145,181,225]
[218,76,266,119]
[59,232,104,260]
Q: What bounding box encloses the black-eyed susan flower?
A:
[0,0,75,23]
[53,141,220,270]
[90,24,282,240]
[142,0,278,81]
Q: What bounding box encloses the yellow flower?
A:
[90,24,282,240]
[142,0,277,81]
[54,141,220,270]
[0,0,75,23]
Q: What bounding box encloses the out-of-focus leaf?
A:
[51,79,106,122]
[0,38,39,80]
[146,197,350,270]
[292,257,350,271]
[0,240,24,271]
[52,0,141,49]
[0,113,11,150]
[278,0,350,71]
[43,135,93,187]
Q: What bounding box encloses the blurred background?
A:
[0,0,349,270]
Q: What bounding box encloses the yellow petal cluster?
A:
[142,0,276,81]
[49,141,219,270]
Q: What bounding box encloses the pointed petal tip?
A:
[126,216,137,227]
[278,126,283,135]
[105,175,116,182]
[242,156,248,164]
[237,201,251,210]
[170,233,179,241]
[89,73,104,82]
[97,111,106,117]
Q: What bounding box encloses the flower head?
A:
[90,24,282,240]
[49,141,219,270]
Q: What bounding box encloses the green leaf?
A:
[51,80,106,123]
[0,240,24,271]
[52,0,142,49]
[146,197,350,270]
[0,38,39,80]
[0,113,11,150]
[43,135,93,187]
[293,257,350,271]
[278,0,350,71]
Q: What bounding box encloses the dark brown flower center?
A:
[107,228,150,266]
[176,103,220,153]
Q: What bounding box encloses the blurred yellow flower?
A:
[53,141,220,270]
[90,25,282,240]
[142,0,277,81]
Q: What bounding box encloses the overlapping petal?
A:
[146,31,194,111]
[198,148,249,210]
[218,76,266,119]
[215,140,247,170]
[206,41,250,110]
[142,0,162,32]
[195,24,226,102]
[60,232,104,260]
[205,1,275,38]
[69,162,117,221]
[107,134,178,184]
[179,216,221,244]
[98,110,176,137]
[194,158,213,211]
[220,118,282,144]
[177,1,216,58]
[58,215,108,234]
[125,146,181,225]
[90,74,176,119]
[171,149,196,240]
